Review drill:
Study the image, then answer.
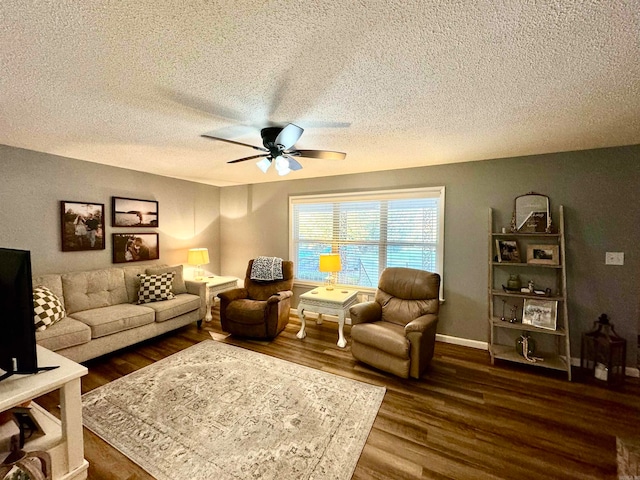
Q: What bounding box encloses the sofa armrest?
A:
[349,301,381,325]
[185,280,208,320]
[405,314,438,334]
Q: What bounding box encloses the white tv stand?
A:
[0,346,88,480]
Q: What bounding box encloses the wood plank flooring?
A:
[35,309,640,480]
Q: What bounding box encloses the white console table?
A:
[0,346,88,480]
[296,287,359,348]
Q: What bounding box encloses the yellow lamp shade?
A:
[187,248,210,266]
[319,254,342,273]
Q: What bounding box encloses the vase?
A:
[507,274,521,290]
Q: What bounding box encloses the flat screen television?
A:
[0,247,57,382]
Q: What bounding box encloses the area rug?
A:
[82,340,385,479]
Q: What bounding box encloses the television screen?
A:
[0,247,39,380]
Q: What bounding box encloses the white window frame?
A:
[289,186,445,298]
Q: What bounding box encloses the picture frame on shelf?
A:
[60,200,105,251]
[112,233,159,263]
[496,239,521,263]
[527,244,560,265]
[112,197,158,227]
[522,298,558,330]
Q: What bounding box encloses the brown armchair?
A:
[218,259,294,339]
[349,267,440,379]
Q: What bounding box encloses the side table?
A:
[204,276,239,322]
[0,346,89,480]
[296,287,359,348]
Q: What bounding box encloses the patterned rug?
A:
[82,340,385,479]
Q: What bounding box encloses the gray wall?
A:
[0,145,221,275]
[2,143,638,365]
[220,145,640,365]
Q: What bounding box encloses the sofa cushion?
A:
[33,285,66,331]
[122,265,147,303]
[137,272,175,304]
[70,304,155,338]
[32,274,65,309]
[226,299,269,325]
[146,265,187,295]
[142,293,201,322]
[35,317,91,352]
[350,321,410,358]
[62,268,128,314]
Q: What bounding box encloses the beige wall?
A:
[0,145,221,275]
[220,145,640,365]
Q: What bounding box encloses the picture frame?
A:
[60,201,105,251]
[522,298,558,330]
[496,239,521,263]
[112,233,159,263]
[527,244,560,265]
[112,197,159,227]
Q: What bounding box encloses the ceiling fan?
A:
[201,123,346,176]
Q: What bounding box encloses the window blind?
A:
[289,187,445,290]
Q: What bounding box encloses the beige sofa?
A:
[32,264,206,363]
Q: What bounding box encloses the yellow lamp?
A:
[188,248,210,280]
[319,254,342,290]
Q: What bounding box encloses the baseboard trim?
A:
[435,334,488,350]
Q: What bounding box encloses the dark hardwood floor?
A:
[36,309,640,480]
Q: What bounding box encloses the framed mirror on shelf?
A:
[511,192,552,233]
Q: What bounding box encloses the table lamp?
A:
[319,253,341,290]
[188,248,209,280]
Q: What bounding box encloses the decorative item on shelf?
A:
[527,244,560,265]
[187,248,210,281]
[516,333,544,363]
[505,274,521,292]
[0,436,52,480]
[319,253,342,290]
[522,298,558,330]
[496,240,521,263]
[511,192,552,233]
[580,314,627,386]
[508,304,519,323]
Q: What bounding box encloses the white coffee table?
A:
[296,287,359,348]
[204,276,239,322]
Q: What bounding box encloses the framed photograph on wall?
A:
[112,197,159,227]
[112,233,159,263]
[522,298,558,330]
[60,201,105,251]
[496,240,521,263]
[527,244,559,265]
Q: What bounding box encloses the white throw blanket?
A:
[250,256,284,281]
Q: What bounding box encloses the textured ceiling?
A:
[1,1,639,186]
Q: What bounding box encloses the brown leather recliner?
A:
[349,267,440,379]
[218,259,294,339]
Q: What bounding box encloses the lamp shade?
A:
[187,248,210,266]
[319,254,342,273]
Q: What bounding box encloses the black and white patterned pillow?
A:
[137,272,175,304]
[33,285,66,331]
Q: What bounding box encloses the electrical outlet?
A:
[605,252,624,265]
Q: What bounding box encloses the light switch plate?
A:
[605,252,624,265]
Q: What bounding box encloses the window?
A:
[289,187,445,293]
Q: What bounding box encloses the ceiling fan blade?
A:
[291,150,346,160]
[201,134,268,152]
[286,157,303,171]
[227,154,270,164]
[275,124,303,150]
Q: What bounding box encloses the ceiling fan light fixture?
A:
[256,158,272,173]
[275,156,291,176]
